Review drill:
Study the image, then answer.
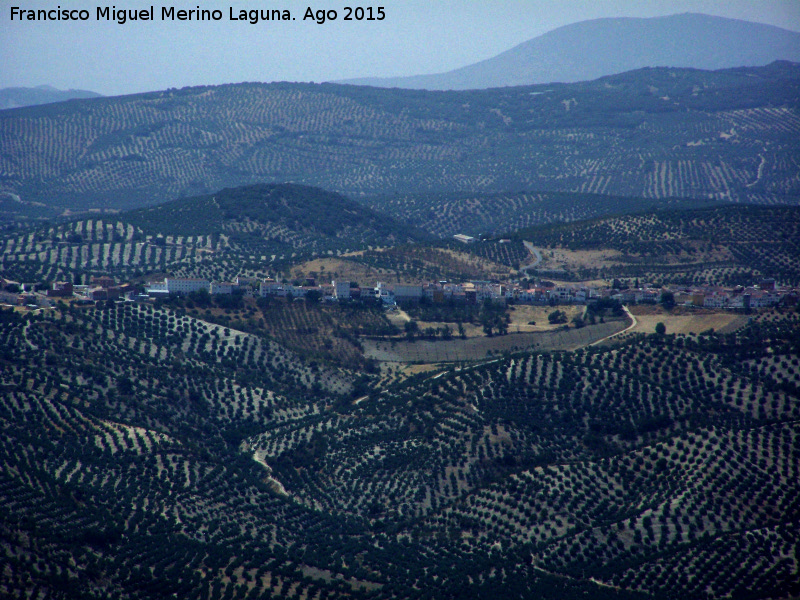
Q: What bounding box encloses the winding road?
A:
[520,241,543,271]
[589,305,638,346]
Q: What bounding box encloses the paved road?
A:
[521,241,543,271]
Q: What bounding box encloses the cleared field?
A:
[629,305,749,335]
[383,304,586,340]
[292,244,519,285]
[363,319,627,363]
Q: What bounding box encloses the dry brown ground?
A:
[536,248,626,272]
[384,307,486,339]
[383,305,585,339]
[291,257,393,284]
[628,305,748,335]
[435,247,517,279]
[294,247,514,286]
[363,319,627,363]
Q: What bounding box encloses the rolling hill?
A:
[0,183,428,283]
[362,190,718,238]
[340,13,800,90]
[1,62,799,220]
[511,204,800,286]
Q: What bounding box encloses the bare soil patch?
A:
[292,257,393,283]
[537,248,625,271]
[537,243,735,274]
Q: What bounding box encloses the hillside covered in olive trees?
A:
[1,295,798,599]
[1,62,799,220]
[510,204,800,286]
[2,31,800,600]
[0,183,428,284]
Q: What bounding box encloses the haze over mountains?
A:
[339,13,800,90]
[0,85,102,110]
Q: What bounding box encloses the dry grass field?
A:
[532,244,735,278]
[628,305,749,335]
[291,246,516,286]
[382,304,586,340]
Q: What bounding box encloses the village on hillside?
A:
[2,272,796,313]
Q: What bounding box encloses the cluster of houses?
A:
[140,276,580,306]
[665,280,791,310]
[0,276,138,307]
[135,275,797,310]
[2,275,796,312]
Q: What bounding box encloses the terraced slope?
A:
[1,300,798,598]
[514,204,800,285]
[2,62,799,219]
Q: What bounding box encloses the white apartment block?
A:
[165,278,210,294]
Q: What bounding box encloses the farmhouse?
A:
[91,275,116,288]
[87,286,122,301]
[144,277,210,296]
[392,284,424,302]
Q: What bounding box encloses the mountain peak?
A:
[337,13,800,90]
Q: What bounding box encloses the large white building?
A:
[210,282,234,295]
[165,278,210,294]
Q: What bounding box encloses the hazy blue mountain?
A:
[338,13,800,89]
[0,85,102,110]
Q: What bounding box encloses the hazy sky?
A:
[2,1,799,96]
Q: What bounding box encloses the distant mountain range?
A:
[338,13,800,90]
[0,85,102,110]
